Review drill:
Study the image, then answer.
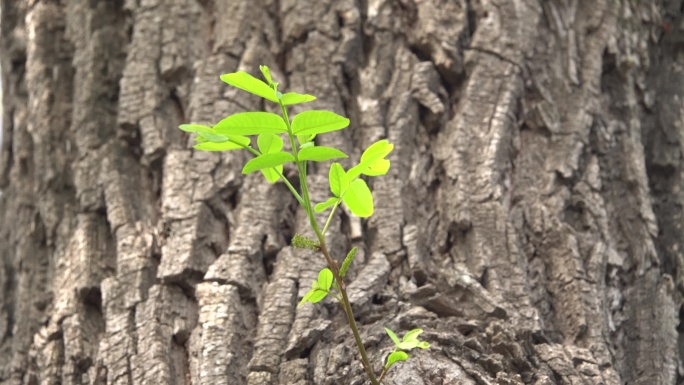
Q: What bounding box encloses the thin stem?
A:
[322,199,341,236]
[316,237,380,385]
[378,366,389,384]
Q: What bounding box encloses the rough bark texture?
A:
[0,0,682,384]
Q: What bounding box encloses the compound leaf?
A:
[298,146,348,162]
[292,110,350,136]
[220,71,279,102]
[214,112,288,136]
[257,133,283,154]
[281,92,317,106]
[385,351,409,370]
[342,179,373,218]
[329,163,349,198]
[314,197,338,213]
[243,152,295,174]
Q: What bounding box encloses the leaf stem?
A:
[322,199,341,236]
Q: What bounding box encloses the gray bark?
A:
[0,0,681,384]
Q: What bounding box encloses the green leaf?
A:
[298,284,317,307]
[298,146,348,162]
[257,133,284,154]
[308,289,328,303]
[291,110,350,136]
[339,247,357,278]
[329,163,349,197]
[397,340,420,350]
[417,341,430,349]
[402,329,423,342]
[385,328,401,347]
[220,71,279,102]
[318,268,333,291]
[297,133,317,149]
[363,159,390,176]
[385,351,409,370]
[342,179,373,218]
[194,140,246,151]
[314,197,338,213]
[347,140,394,179]
[214,112,287,136]
[242,152,295,174]
[259,65,274,86]
[260,165,283,183]
[281,92,317,106]
[180,124,229,143]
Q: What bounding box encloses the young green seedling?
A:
[179,65,428,384]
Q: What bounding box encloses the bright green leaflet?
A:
[242,152,295,174]
[385,328,401,346]
[179,124,229,143]
[298,146,348,162]
[291,110,350,136]
[348,139,394,179]
[342,179,374,217]
[194,140,246,151]
[257,134,284,182]
[214,112,288,136]
[329,162,348,197]
[259,65,274,86]
[385,351,409,370]
[281,92,317,106]
[221,71,279,103]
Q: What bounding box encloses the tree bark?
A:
[0,0,681,384]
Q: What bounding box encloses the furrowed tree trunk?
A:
[1,0,682,384]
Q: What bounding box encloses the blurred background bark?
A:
[0,1,682,384]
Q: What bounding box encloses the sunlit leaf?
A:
[329,163,348,198]
[180,124,229,143]
[397,340,420,350]
[220,71,279,102]
[281,92,317,106]
[298,287,316,307]
[402,329,424,342]
[193,135,251,151]
[214,112,287,136]
[347,140,394,179]
[385,351,409,370]
[342,179,373,218]
[260,165,283,183]
[417,341,430,349]
[259,65,274,86]
[318,268,333,291]
[298,146,348,162]
[308,289,328,303]
[242,152,295,174]
[314,197,338,213]
[385,328,401,347]
[291,110,350,136]
[257,133,283,154]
